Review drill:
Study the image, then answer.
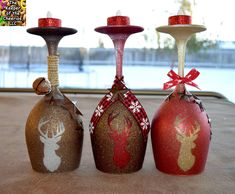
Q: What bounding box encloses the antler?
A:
[52,121,65,138]
[38,118,65,139]
[38,117,50,139]
[174,116,187,137]
[123,116,132,134]
[189,121,200,137]
[108,111,120,132]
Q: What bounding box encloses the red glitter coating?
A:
[38,18,61,27]
[168,15,191,25]
[107,16,130,25]
[151,84,211,175]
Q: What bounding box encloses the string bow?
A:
[163,68,200,90]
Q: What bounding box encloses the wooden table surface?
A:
[0,93,235,194]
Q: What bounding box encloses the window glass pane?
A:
[0,0,235,103]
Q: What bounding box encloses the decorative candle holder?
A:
[151,12,211,175]
[25,24,83,173]
[89,13,150,173]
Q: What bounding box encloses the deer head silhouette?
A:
[108,112,132,169]
[174,116,200,172]
[38,118,65,172]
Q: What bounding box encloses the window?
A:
[0,0,234,103]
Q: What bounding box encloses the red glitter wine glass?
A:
[151,12,211,175]
[89,13,150,173]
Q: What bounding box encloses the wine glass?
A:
[89,14,150,173]
[151,13,211,175]
[25,26,83,173]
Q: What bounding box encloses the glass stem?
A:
[176,39,187,77]
[110,34,129,79]
[169,31,193,77]
[47,55,59,87]
[43,36,61,87]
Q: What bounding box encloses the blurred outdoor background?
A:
[0,0,235,103]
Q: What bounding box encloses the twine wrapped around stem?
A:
[48,55,59,86]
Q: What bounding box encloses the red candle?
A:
[107,16,130,25]
[168,15,191,25]
[168,9,191,25]
[38,12,61,27]
[107,11,130,25]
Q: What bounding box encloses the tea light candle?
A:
[168,9,191,25]
[107,10,130,25]
[38,11,61,27]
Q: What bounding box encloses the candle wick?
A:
[47,11,52,18]
[116,10,122,16]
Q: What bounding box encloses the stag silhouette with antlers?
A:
[174,116,201,172]
[38,117,65,172]
[108,112,132,169]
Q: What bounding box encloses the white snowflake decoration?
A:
[106,92,113,101]
[141,118,149,130]
[89,122,94,134]
[95,105,104,117]
[129,101,141,113]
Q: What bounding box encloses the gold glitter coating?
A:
[25,94,83,173]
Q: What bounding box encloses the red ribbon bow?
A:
[163,68,200,90]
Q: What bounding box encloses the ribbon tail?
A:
[163,81,172,90]
[163,80,181,90]
[185,68,200,80]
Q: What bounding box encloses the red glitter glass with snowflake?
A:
[89,12,150,173]
[151,10,211,175]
